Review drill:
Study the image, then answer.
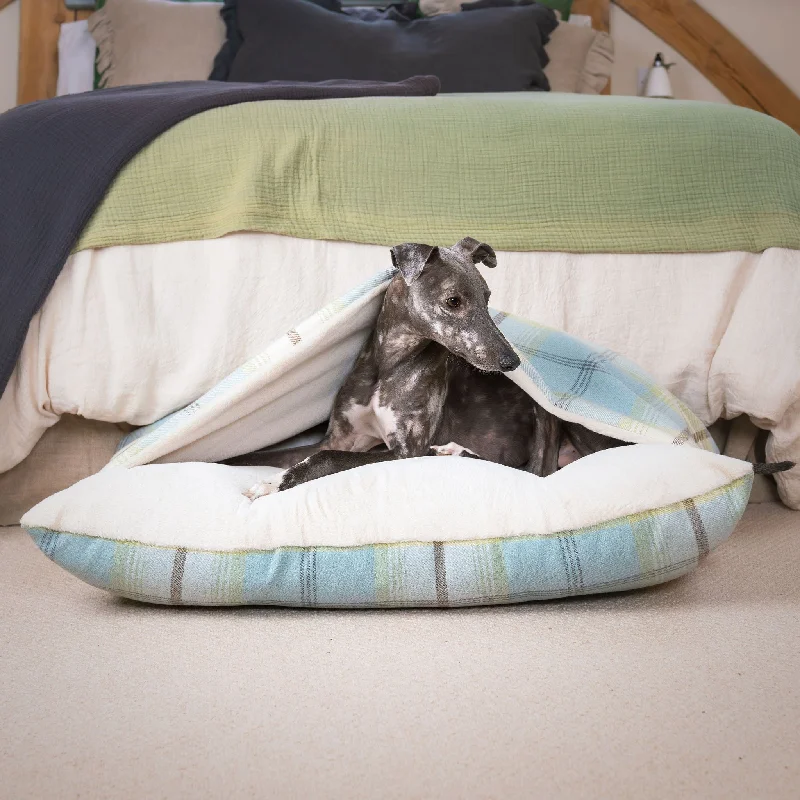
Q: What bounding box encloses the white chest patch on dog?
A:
[342,398,390,450]
[371,396,398,444]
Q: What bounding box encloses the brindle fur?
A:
[225,237,622,495]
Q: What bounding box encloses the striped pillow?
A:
[22,444,752,608]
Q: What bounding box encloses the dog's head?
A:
[389,237,521,373]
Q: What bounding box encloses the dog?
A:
[226,236,623,499]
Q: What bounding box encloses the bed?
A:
[0,0,800,523]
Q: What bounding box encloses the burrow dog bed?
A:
[22,269,753,608]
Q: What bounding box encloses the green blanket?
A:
[77,93,800,254]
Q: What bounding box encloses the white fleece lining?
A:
[22,445,752,551]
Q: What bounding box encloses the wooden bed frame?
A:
[7,0,800,134]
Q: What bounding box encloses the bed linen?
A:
[75,93,800,255]
[0,77,440,400]
[56,20,95,97]
[2,235,798,507]
[3,91,796,405]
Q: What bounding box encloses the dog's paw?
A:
[557,441,581,469]
[430,442,480,459]
[243,472,286,501]
[243,455,320,500]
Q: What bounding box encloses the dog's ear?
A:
[453,237,497,268]
[390,243,438,285]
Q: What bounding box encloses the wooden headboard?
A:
[10,0,800,134]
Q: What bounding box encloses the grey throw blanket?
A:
[0,77,439,399]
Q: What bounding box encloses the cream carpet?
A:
[2,503,799,799]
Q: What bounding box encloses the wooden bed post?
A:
[17,0,70,106]
[575,0,611,33]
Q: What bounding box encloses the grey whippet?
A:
[227,236,623,498]
[228,237,793,497]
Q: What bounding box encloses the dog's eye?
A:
[445,296,462,309]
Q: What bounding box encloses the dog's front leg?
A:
[279,448,399,492]
[262,392,440,495]
[245,419,438,498]
[243,448,397,499]
[524,403,562,477]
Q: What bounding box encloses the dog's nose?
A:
[499,352,521,372]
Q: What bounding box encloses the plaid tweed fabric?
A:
[26,474,750,607]
[494,312,716,450]
[75,94,800,256]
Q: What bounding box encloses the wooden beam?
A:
[614,0,800,134]
[17,0,69,105]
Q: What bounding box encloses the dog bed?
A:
[21,269,753,608]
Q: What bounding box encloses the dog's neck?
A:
[374,280,449,377]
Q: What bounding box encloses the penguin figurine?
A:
[644,52,675,98]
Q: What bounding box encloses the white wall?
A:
[0,0,798,112]
[0,0,19,113]
[610,5,726,101]
[611,0,800,103]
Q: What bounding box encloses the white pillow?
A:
[56,20,96,97]
[544,23,614,94]
[88,0,225,88]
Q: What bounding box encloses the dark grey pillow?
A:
[342,3,419,23]
[226,0,556,93]
[211,0,344,81]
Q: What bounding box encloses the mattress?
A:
[2,234,798,508]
